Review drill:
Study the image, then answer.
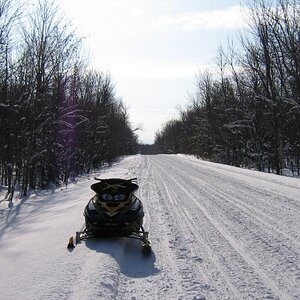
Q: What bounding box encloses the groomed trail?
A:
[1,154,300,299]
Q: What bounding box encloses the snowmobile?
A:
[67,178,151,255]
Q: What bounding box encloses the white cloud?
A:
[58,0,162,39]
[59,1,247,38]
[106,62,202,80]
[156,6,248,31]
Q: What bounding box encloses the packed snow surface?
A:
[1,154,300,300]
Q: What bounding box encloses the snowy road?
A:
[1,154,300,299]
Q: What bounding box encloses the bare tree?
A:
[0,0,21,203]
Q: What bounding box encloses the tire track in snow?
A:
[179,155,300,215]
[170,158,300,249]
[152,160,275,299]
[162,156,300,296]
[154,167,243,300]
[157,155,300,246]
[116,155,187,300]
[150,155,299,299]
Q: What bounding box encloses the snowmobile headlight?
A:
[102,194,113,201]
[114,194,125,201]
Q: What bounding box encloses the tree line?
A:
[0,0,138,201]
[155,0,300,176]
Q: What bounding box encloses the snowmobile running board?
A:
[67,228,152,255]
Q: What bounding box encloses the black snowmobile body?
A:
[67,178,151,254]
[84,178,144,236]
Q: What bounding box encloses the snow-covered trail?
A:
[1,154,299,300]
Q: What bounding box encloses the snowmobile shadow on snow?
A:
[67,178,159,278]
[84,237,159,278]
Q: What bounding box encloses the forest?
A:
[1,0,300,204]
[155,0,300,176]
[0,0,138,201]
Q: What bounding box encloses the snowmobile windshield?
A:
[91,178,138,200]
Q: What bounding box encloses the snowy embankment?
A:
[0,154,299,300]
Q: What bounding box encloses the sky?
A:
[55,0,247,144]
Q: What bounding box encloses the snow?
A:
[1,154,300,299]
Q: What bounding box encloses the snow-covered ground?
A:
[1,154,300,300]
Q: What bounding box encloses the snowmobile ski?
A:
[67,227,151,254]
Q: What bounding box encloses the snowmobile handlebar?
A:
[94,177,137,182]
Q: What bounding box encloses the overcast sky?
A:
[56,0,247,144]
